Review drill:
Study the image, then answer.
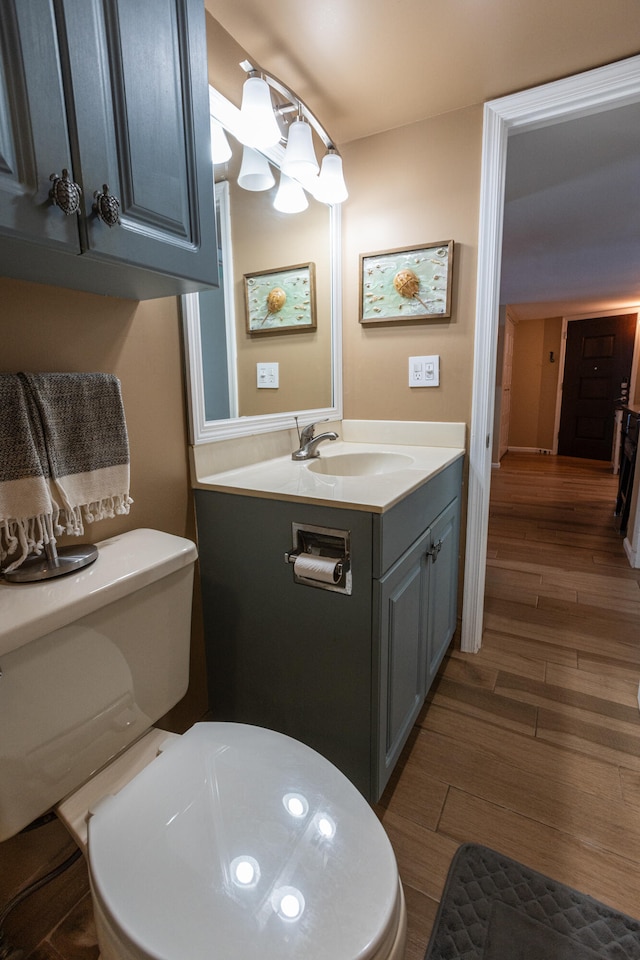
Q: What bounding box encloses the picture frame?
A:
[359,240,454,324]
[244,262,316,335]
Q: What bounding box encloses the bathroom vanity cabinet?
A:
[195,455,462,801]
[0,0,217,299]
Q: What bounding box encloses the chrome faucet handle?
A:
[300,420,328,443]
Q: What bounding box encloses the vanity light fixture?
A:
[223,60,348,208]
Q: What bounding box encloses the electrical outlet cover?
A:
[409,355,439,387]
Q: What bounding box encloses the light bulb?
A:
[237,147,275,192]
[281,118,319,181]
[238,76,281,149]
[210,119,232,165]
[315,151,348,204]
[274,173,308,214]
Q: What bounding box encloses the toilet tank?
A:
[0,529,198,842]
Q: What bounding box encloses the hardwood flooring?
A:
[375,452,640,960]
[2,452,639,960]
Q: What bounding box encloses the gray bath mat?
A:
[424,843,640,960]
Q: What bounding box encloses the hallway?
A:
[376,452,640,960]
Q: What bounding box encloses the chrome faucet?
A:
[292,421,339,460]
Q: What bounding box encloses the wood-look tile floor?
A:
[3,452,639,960]
[375,452,640,960]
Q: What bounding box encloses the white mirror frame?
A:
[182,87,342,444]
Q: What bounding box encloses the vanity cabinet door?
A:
[0,1,79,251]
[374,492,461,799]
[425,497,460,688]
[375,529,430,797]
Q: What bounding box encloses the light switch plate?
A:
[257,362,279,388]
[409,355,439,387]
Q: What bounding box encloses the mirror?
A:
[182,86,342,445]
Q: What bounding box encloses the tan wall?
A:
[509,316,563,449]
[206,13,245,105]
[206,14,332,419]
[0,278,207,731]
[230,179,332,417]
[206,13,483,432]
[341,106,482,427]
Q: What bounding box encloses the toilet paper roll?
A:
[293,553,342,584]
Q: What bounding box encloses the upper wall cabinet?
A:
[0,0,218,300]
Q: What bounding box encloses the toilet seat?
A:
[87,722,405,960]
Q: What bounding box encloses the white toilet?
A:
[0,528,406,960]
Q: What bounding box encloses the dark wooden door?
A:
[558,314,636,460]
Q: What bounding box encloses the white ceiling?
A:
[502,101,640,319]
[204,0,640,319]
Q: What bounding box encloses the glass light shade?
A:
[210,119,232,164]
[273,173,308,213]
[315,151,348,204]
[238,76,281,149]
[281,119,319,181]
[237,147,275,192]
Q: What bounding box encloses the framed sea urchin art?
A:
[244,262,316,335]
[359,241,454,324]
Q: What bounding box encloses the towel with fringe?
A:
[0,372,133,572]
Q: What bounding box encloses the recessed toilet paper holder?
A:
[285,522,351,595]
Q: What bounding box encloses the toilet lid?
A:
[88,722,400,960]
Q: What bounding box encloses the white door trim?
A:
[498,311,515,461]
[460,55,640,654]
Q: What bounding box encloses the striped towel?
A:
[0,373,133,572]
[0,375,56,569]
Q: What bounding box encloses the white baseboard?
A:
[624,536,640,569]
[507,446,553,455]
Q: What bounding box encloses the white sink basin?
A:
[307,452,414,477]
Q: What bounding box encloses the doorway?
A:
[461,55,640,654]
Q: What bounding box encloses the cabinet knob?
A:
[93,184,121,227]
[428,539,443,562]
[49,169,82,216]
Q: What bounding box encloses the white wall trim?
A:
[507,446,553,455]
[551,318,568,456]
[631,312,640,403]
[624,536,640,569]
[460,54,640,655]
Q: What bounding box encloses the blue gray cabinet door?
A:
[0,0,217,295]
[0,2,79,250]
[425,497,460,687]
[63,0,216,283]
[375,493,460,798]
[375,529,430,796]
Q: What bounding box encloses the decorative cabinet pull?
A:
[93,184,121,226]
[427,538,443,562]
[49,169,82,215]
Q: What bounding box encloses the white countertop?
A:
[194,440,464,513]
